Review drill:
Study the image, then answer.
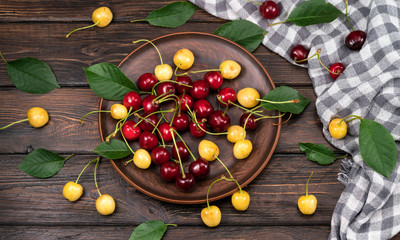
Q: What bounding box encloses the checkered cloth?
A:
[189,0,400,239]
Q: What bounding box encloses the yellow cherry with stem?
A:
[227,125,246,143]
[233,139,253,160]
[198,140,219,161]
[0,107,49,130]
[175,60,241,80]
[80,103,129,124]
[173,48,195,70]
[298,171,317,215]
[237,88,260,108]
[66,7,113,38]
[329,115,362,139]
[133,39,173,81]
[94,158,116,216]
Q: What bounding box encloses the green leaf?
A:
[285,0,343,26]
[93,139,132,159]
[359,119,397,178]
[260,86,310,114]
[6,57,60,94]
[18,149,66,178]
[144,2,197,28]
[299,142,336,165]
[214,20,267,52]
[130,220,171,240]
[84,63,138,101]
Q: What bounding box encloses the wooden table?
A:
[0,1,388,239]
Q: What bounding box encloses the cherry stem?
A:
[66,21,99,39]
[243,113,253,141]
[0,51,8,64]
[174,63,182,76]
[247,0,262,5]
[64,153,75,162]
[119,123,135,155]
[228,101,264,117]
[206,178,224,209]
[255,113,285,122]
[305,171,313,197]
[214,155,243,194]
[171,130,185,179]
[94,157,102,197]
[223,105,228,116]
[176,68,220,77]
[130,19,147,23]
[75,157,98,184]
[335,153,349,160]
[134,113,165,147]
[80,110,110,124]
[166,224,177,227]
[345,1,354,31]
[316,50,340,75]
[256,98,299,104]
[134,109,173,128]
[269,20,288,27]
[133,39,163,65]
[187,109,227,136]
[172,129,197,161]
[151,80,192,97]
[273,112,291,126]
[339,115,362,125]
[223,177,243,194]
[294,50,319,63]
[152,112,164,134]
[0,118,29,130]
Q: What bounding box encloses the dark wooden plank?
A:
[0,226,332,240]
[0,154,343,226]
[0,88,330,154]
[0,23,311,87]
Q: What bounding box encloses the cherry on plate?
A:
[175,76,193,94]
[189,158,210,179]
[193,99,214,118]
[151,147,170,165]
[208,110,231,133]
[173,113,190,132]
[190,79,210,99]
[204,71,223,91]
[175,173,196,192]
[122,120,141,141]
[138,73,157,91]
[160,162,180,182]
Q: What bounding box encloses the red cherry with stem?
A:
[240,113,257,130]
[172,141,190,161]
[329,63,346,80]
[138,73,157,91]
[158,123,177,142]
[151,147,170,165]
[190,79,210,99]
[139,131,158,150]
[173,113,190,132]
[123,91,141,111]
[142,95,160,114]
[290,45,309,64]
[157,81,176,97]
[217,87,237,107]
[138,113,159,132]
[160,162,180,182]
[345,30,366,51]
[175,173,196,192]
[204,71,223,91]
[260,1,279,19]
[175,76,193,94]
[177,94,193,112]
[189,158,210,179]
[122,120,141,141]
[189,119,207,138]
[193,99,214,118]
[208,110,231,133]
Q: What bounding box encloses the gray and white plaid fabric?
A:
[189,0,400,239]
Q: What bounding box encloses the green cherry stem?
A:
[214,155,234,180]
[187,110,227,136]
[339,115,362,125]
[172,129,197,161]
[254,113,285,122]
[335,153,349,160]
[64,153,75,162]
[133,39,163,65]
[66,21,99,39]
[0,51,8,64]
[243,112,253,141]
[316,50,340,75]
[305,171,313,197]
[0,118,29,130]
[171,130,185,179]
[345,0,354,31]
[151,80,192,96]
[176,68,221,77]
[94,157,102,197]
[174,63,182,76]
[227,101,264,117]
[119,123,135,155]
[134,113,165,147]
[166,224,178,227]
[269,20,288,27]
[256,98,299,104]
[130,18,147,23]
[80,110,110,124]
[247,0,262,5]
[294,50,319,63]
[75,157,99,184]
[206,177,225,209]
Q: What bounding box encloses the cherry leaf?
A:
[260,86,310,114]
[130,220,176,240]
[299,142,336,165]
[93,139,132,159]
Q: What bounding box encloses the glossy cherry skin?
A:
[158,123,177,142]
[189,119,207,138]
[138,113,159,132]
[193,99,214,118]
[142,95,160,114]
[345,30,366,51]
[175,173,196,192]
[123,91,141,111]
[240,113,257,130]
[151,147,170,165]
[260,0,279,19]
[172,141,190,161]
[189,158,210,179]
[204,71,223,91]
[175,76,193,94]
[160,162,180,182]
[190,79,210,99]
[157,81,176,97]
[217,87,237,106]
[138,73,157,91]
[290,45,309,64]
[122,120,141,141]
[139,131,158,150]
[173,113,190,132]
[329,63,346,80]
[177,94,193,112]
[208,110,231,132]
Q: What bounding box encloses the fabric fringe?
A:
[337,157,354,186]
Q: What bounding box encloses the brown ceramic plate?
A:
[99,32,281,204]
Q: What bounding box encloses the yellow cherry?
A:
[227,125,246,143]
[66,7,113,38]
[133,149,151,169]
[329,118,347,139]
[298,172,317,215]
[110,104,127,120]
[198,140,219,161]
[63,181,83,202]
[155,64,173,81]
[231,190,250,211]
[237,88,260,108]
[201,205,221,227]
[219,60,241,79]
[173,49,194,70]
[233,140,253,159]
[96,194,116,215]
[27,107,49,128]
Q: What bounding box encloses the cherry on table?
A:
[175,173,196,192]
[123,91,141,111]
[122,120,141,141]
[193,99,214,118]
[240,113,257,130]
[138,113,159,132]
[172,141,190,161]
[177,94,193,112]
[189,158,210,179]
[329,63,345,80]
[260,1,279,19]
[151,147,170,165]
[175,76,193,94]
[190,79,210,99]
[290,45,309,64]
[157,81,176,97]
[173,113,190,132]
[138,73,158,91]
[189,119,207,138]
[139,131,158,150]
[217,87,237,107]
[204,71,223,91]
[142,95,160,114]
[160,162,180,182]
[345,30,366,51]
[158,123,177,142]
[208,110,231,133]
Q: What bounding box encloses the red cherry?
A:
[142,95,160,114]
[139,131,158,150]
[240,113,257,130]
[172,141,190,161]
[160,162,180,182]
[290,45,309,64]
[189,158,210,179]
[138,113,159,132]
[151,147,170,165]
[260,1,279,19]
[208,110,231,133]
[177,94,193,112]
[345,30,366,51]
[122,120,141,141]
[173,113,190,132]
[193,99,214,118]
[175,76,193,94]
[329,63,345,80]
[190,79,210,99]
[189,119,207,138]
[123,91,142,111]
[138,73,157,91]
[157,81,176,97]
[204,71,223,91]
[158,123,177,142]
[217,87,237,107]
[175,173,196,192]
